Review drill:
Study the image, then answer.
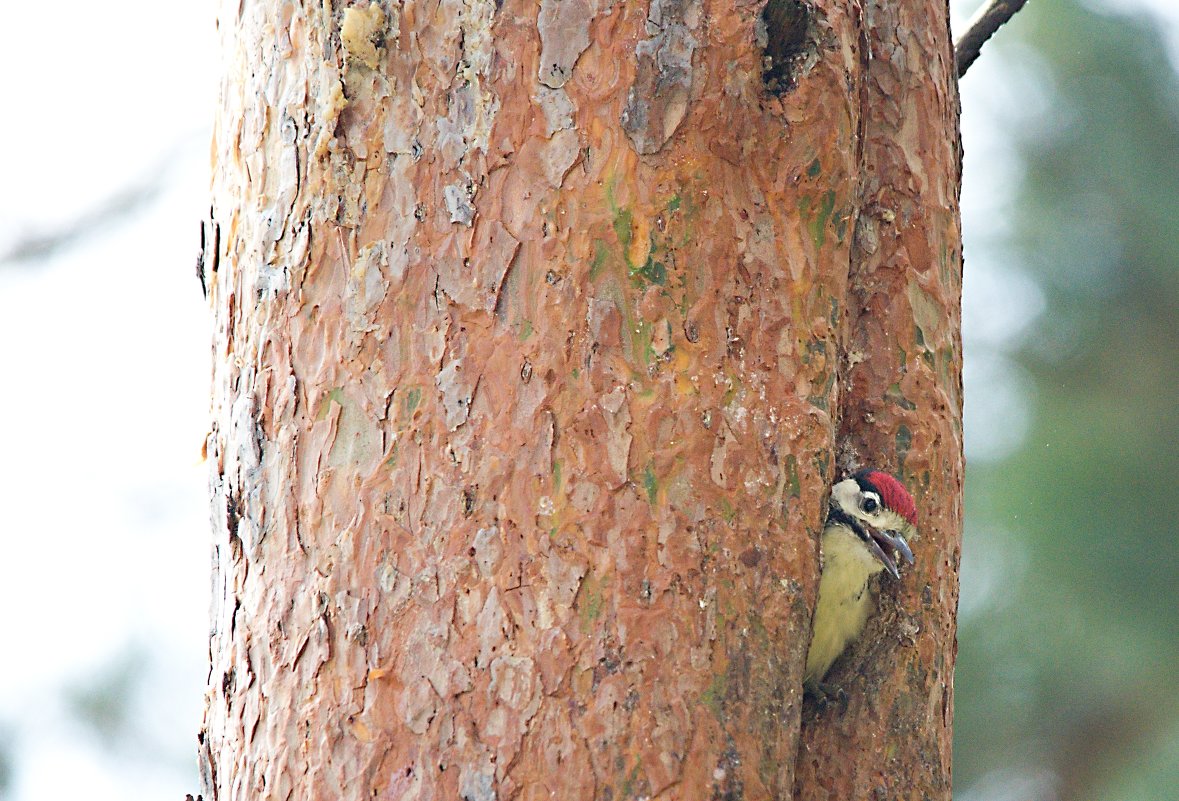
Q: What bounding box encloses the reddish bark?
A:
[201,1,960,799]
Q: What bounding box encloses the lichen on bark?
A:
[201,1,961,799]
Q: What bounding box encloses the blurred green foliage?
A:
[957,0,1179,798]
[64,647,147,749]
[0,723,12,798]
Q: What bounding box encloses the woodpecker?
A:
[804,468,917,698]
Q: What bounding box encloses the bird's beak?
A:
[865,527,915,579]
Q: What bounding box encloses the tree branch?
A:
[0,130,202,269]
[955,0,1030,79]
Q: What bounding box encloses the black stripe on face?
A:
[827,504,869,542]
[851,469,878,495]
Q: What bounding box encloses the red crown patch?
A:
[864,470,919,527]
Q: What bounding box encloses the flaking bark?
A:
[201,1,960,799]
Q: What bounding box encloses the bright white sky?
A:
[0,2,214,798]
[0,1,1175,799]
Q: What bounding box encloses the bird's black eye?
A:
[861,494,879,513]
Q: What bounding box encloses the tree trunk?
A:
[199,1,961,799]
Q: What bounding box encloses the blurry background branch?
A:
[1,0,1177,799]
[0,179,163,267]
[0,133,201,268]
[956,0,1030,77]
[954,2,1179,798]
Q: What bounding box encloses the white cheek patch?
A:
[862,508,914,536]
[880,510,914,534]
[831,479,861,514]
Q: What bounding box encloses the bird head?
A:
[828,468,918,579]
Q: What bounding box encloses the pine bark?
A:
[200,1,961,799]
